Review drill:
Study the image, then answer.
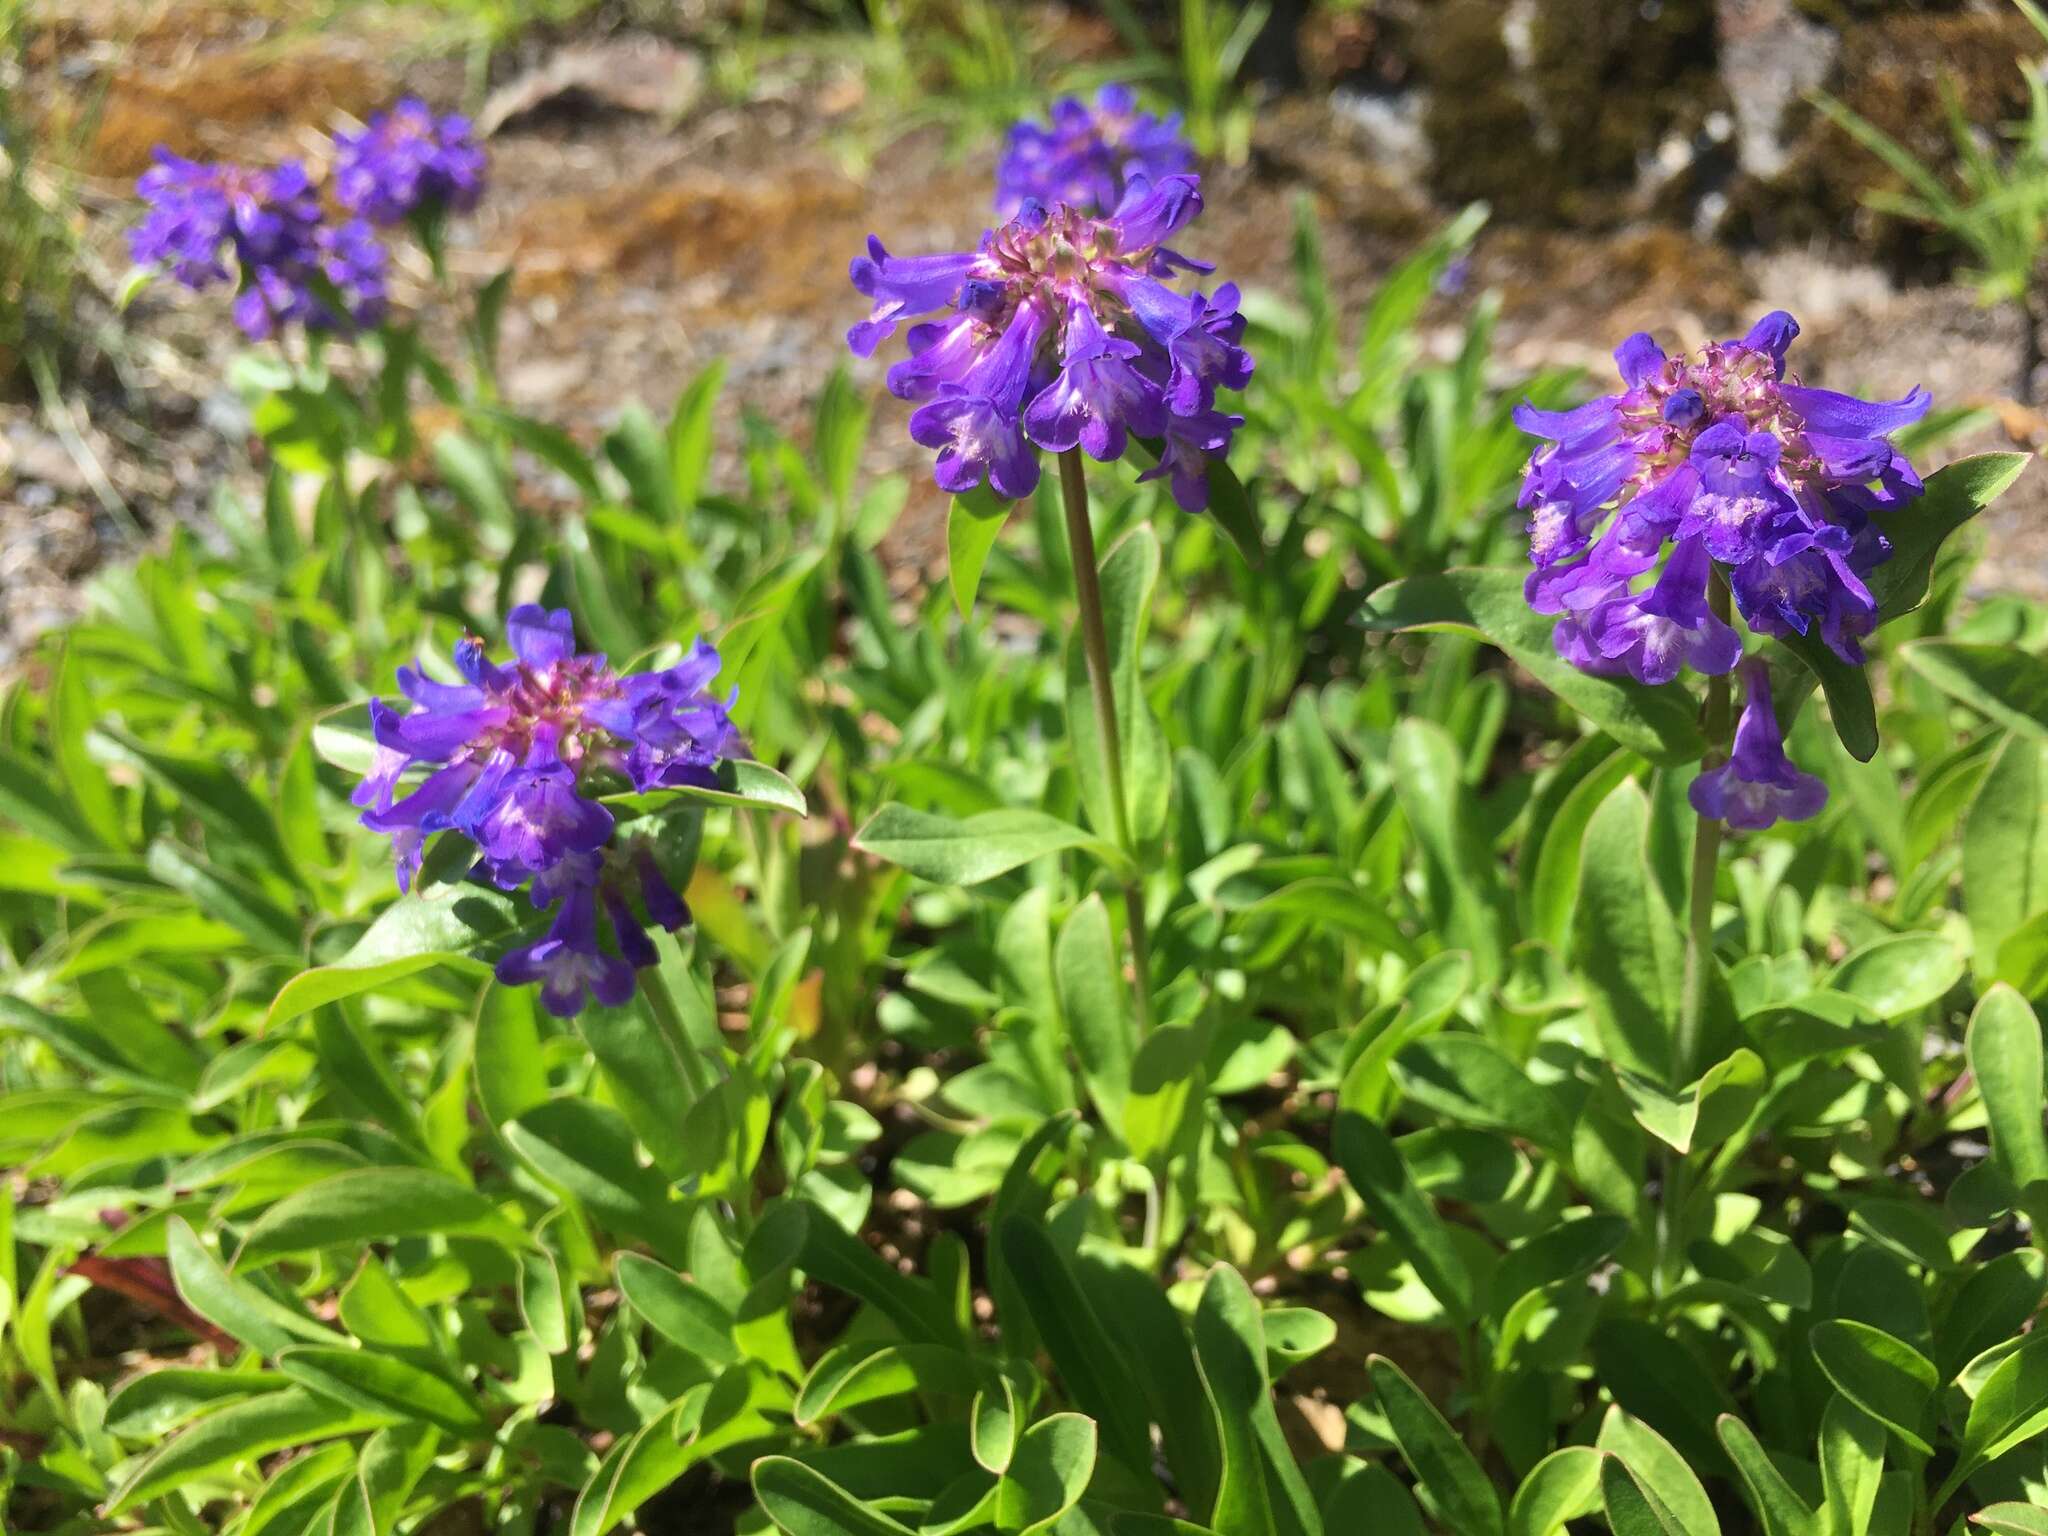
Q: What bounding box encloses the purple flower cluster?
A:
[334,98,487,227]
[996,85,1194,217]
[354,606,742,1017]
[848,174,1252,511]
[1689,664,1827,832]
[1516,311,1931,829]
[130,152,386,340]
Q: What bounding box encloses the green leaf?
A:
[1601,1455,1692,1536]
[1332,1113,1476,1326]
[503,1099,691,1263]
[669,359,726,515]
[1368,1354,1502,1536]
[1952,1333,2048,1491]
[994,1215,1154,1476]
[607,757,807,817]
[973,1377,1021,1476]
[1192,1266,1277,1536]
[166,1216,335,1356]
[1393,1033,1573,1154]
[1967,984,2048,1192]
[276,1345,488,1437]
[995,1413,1097,1535]
[267,888,527,1029]
[1818,1396,1884,1536]
[1903,640,2048,738]
[1574,782,1684,1083]
[1391,719,1506,984]
[1973,1506,2048,1536]
[853,804,1117,884]
[106,1387,389,1514]
[793,1341,982,1424]
[1596,1409,1722,1536]
[1057,894,1133,1129]
[605,401,681,524]
[237,1168,527,1266]
[1825,934,1963,1021]
[1715,1416,1815,1536]
[1615,1049,1765,1156]
[949,486,1012,617]
[1487,1216,1630,1319]
[103,1368,293,1438]
[1509,1447,1604,1536]
[1809,1320,1937,1455]
[615,1253,738,1365]
[1359,568,1705,764]
[88,725,302,880]
[755,1456,922,1536]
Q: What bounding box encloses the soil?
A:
[5,0,2047,668]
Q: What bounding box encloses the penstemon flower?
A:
[353,606,742,1017]
[996,85,1194,217]
[1517,312,1929,674]
[847,174,1253,510]
[1516,311,1931,830]
[1687,663,1826,831]
[334,97,488,228]
[130,150,387,340]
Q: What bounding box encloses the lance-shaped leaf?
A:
[853,804,1122,884]
[1368,1355,1502,1536]
[1359,567,1705,764]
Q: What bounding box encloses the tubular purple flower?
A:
[354,606,746,1015]
[996,85,1194,217]
[132,150,384,339]
[334,97,488,227]
[1585,537,1743,686]
[1688,664,1828,831]
[496,887,636,1019]
[846,172,1253,512]
[1514,310,1931,682]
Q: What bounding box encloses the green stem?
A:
[1058,448,1155,1035]
[1659,575,1736,1297]
[1676,575,1735,1082]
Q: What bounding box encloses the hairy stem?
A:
[1058,448,1155,1034]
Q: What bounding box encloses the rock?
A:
[477,38,704,137]
[1718,0,1839,180]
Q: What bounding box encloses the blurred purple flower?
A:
[996,85,1194,217]
[1687,662,1828,831]
[355,604,742,1016]
[334,97,488,227]
[131,150,387,340]
[1515,310,1929,682]
[848,173,1252,510]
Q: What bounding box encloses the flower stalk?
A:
[1059,448,1155,1033]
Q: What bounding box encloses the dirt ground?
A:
[6,3,2045,665]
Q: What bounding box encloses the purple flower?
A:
[1585,537,1743,686]
[334,97,487,227]
[1514,311,1930,681]
[496,887,636,1018]
[130,150,388,341]
[1687,663,1828,831]
[996,85,1194,217]
[847,173,1253,511]
[355,606,747,1016]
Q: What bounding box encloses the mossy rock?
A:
[1723,9,2041,275]
[1417,0,1722,226]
